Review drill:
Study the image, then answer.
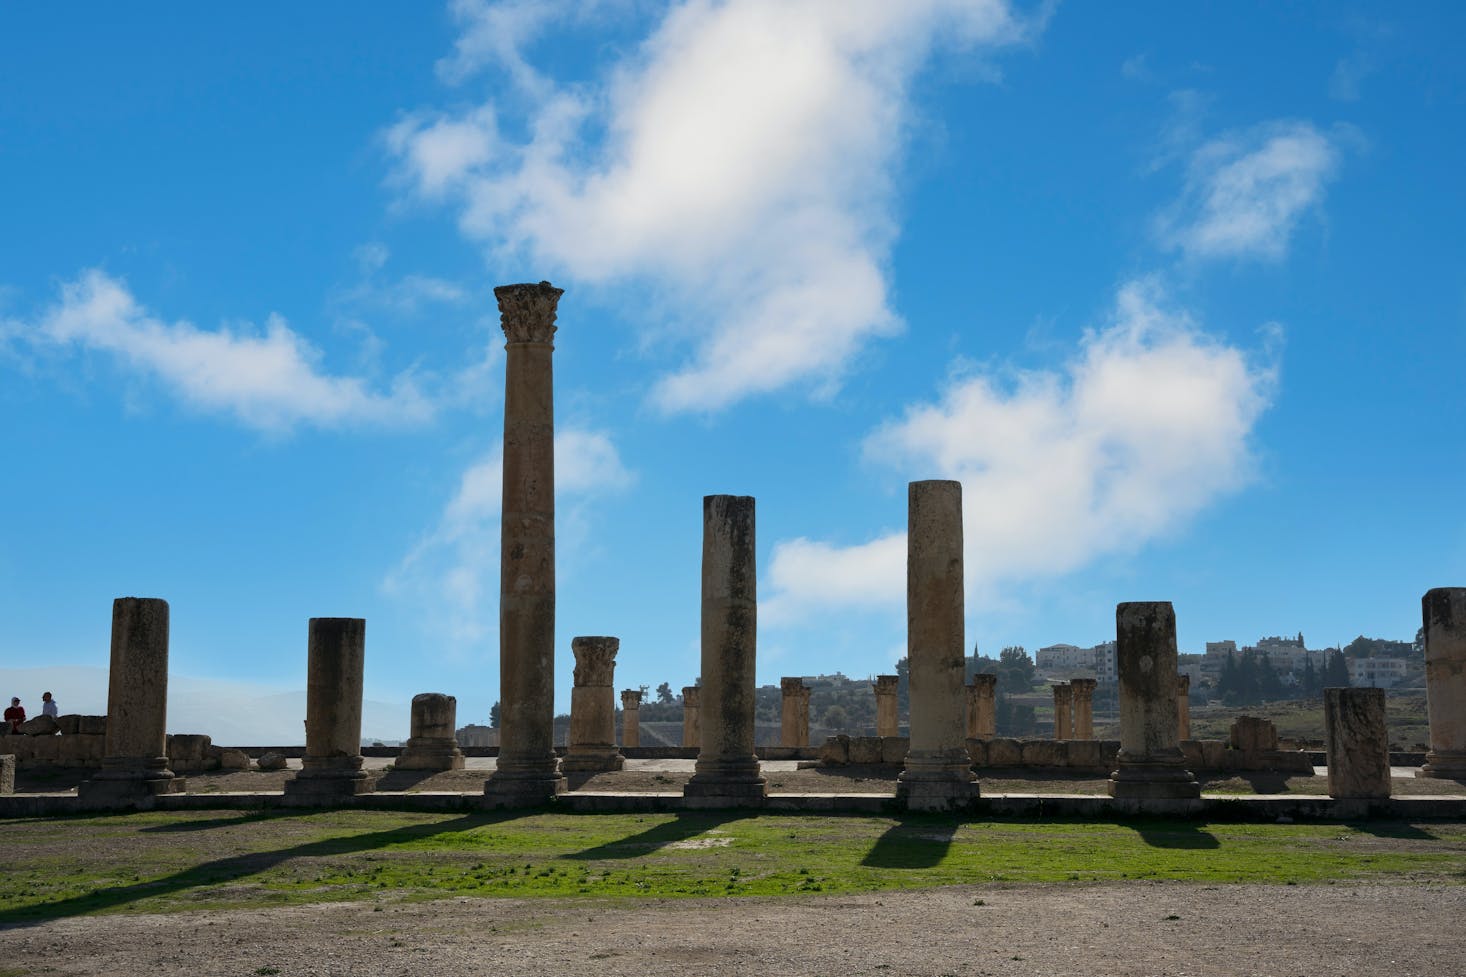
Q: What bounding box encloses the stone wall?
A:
[2,721,249,771]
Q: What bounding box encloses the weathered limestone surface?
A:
[819,734,850,765]
[1230,716,1279,753]
[562,637,625,773]
[285,618,373,802]
[873,675,900,737]
[684,495,766,805]
[397,693,466,771]
[897,481,978,811]
[1070,678,1097,739]
[1052,683,1073,740]
[0,754,13,794]
[620,690,642,748]
[1325,687,1391,799]
[485,281,567,807]
[967,674,997,740]
[79,597,183,806]
[681,686,701,748]
[1420,588,1466,779]
[1107,602,1199,800]
[780,677,811,748]
[1177,673,1192,740]
[166,734,213,773]
[18,715,59,737]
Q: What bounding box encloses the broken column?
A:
[562,636,625,773]
[1324,687,1391,798]
[1108,602,1199,800]
[684,495,766,804]
[285,617,373,800]
[1419,588,1466,779]
[681,686,701,748]
[1070,678,1097,739]
[1052,683,1073,740]
[396,693,466,771]
[485,281,566,806]
[620,690,642,748]
[873,675,900,737]
[1177,673,1192,740]
[967,673,997,739]
[79,597,183,805]
[781,677,811,748]
[897,480,979,810]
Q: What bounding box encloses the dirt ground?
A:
[1,881,1461,977]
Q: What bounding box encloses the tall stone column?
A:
[967,673,997,739]
[1107,602,1199,800]
[562,636,625,773]
[620,690,642,748]
[1176,673,1192,740]
[285,618,372,801]
[1052,683,1073,740]
[397,693,465,771]
[1070,678,1097,739]
[1324,687,1391,799]
[485,281,566,806]
[684,495,766,804]
[681,686,701,748]
[1419,588,1466,779]
[780,678,811,748]
[873,675,900,737]
[79,597,182,806]
[897,481,979,810]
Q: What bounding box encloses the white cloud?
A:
[389,0,1038,412]
[765,280,1275,621]
[1158,120,1340,261]
[29,270,432,432]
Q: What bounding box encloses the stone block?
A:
[966,738,986,766]
[1021,740,1065,767]
[1199,739,1227,770]
[880,736,910,765]
[818,734,850,765]
[1180,739,1203,769]
[1324,688,1390,799]
[19,715,60,737]
[28,735,59,765]
[0,754,13,793]
[257,752,289,771]
[1230,716,1278,753]
[213,747,251,770]
[76,715,107,736]
[167,734,214,773]
[55,736,90,765]
[56,714,82,735]
[985,738,1022,767]
[1066,740,1106,772]
[848,736,884,765]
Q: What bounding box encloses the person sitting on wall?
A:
[4,697,24,733]
[40,692,58,719]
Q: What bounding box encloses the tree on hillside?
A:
[1300,656,1320,698]
[489,701,500,728]
[656,682,674,704]
[1323,649,1351,688]
[998,646,1036,692]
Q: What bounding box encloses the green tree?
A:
[1300,655,1319,698]
[489,700,500,728]
[997,646,1035,692]
[821,705,850,730]
[656,682,674,704]
[1324,649,1351,688]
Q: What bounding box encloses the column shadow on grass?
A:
[1349,821,1437,840]
[565,812,746,861]
[861,817,959,869]
[1123,819,1220,849]
[0,810,509,929]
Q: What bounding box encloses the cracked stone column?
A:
[1070,678,1097,739]
[285,618,373,801]
[484,281,566,806]
[873,675,900,737]
[563,636,625,773]
[1325,687,1391,798]
[781,677,810,748]
[1176,673,1192,740]
[79,597,182,806]
[684,495,766,805]
[620,690,642,749]
[1052,683,1073,740]
[681,686,700,748]
[967,673,997,739]
[396,693,465,771]
[1108,602,1199,800]
[897,480,979,811]
[1419,588,1466,779]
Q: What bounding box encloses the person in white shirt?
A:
[40,691,58,718]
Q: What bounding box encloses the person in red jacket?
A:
[4,697,24,733]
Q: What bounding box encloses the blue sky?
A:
[2,1,1463,743]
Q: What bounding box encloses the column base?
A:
[560,749,625,774]
[395,742,466,772]
[282,769,375,805]
[78,767,184,809]
[1108,753,1200,799]
[483,770,566,808]
[1416,750,1466,780]
[682,777,768,808]
[898,749,980,812]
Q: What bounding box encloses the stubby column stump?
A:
[562,636,625,773]
[1419,588,1466,780]
[1108,602,1200,801]
[284,618,373,803]
[1325,687,1391,799]
[397,693,465,771]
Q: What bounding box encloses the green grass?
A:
[2,810,1464,923]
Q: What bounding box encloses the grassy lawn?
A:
[2,810,1464,923]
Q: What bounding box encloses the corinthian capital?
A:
[494,281,563,345]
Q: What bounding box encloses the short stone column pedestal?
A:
[1070,678,1096,739]
[620,690,642,748]
[79,597,183,806]
[781,678,810,747]
[873,675,900,737]
[1108,602,1199,800]
[285,618,373,802]
[684,495,766,805]
[967,673,996,739]
[681,686,701,748]
[897,481,978,811]
[485,281,567,807]
[1052,683,1073,740]
[1176,674,1192,740]
[397,693,465,771]
[562,636,625,773]
[1419,588,1466,779]
[1325,687,1391,798]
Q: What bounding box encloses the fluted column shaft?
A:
[1420,588,1466,779]
[1070,678,1096,739]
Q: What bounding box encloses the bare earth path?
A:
[2,882,1461,977]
